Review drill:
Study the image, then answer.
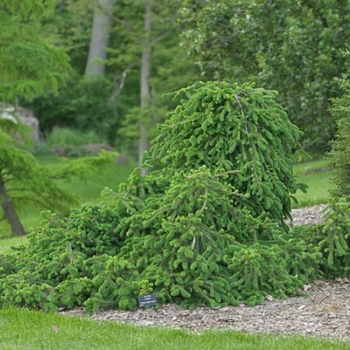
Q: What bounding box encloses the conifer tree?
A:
[327,75,350,198]
[0,81,320,311]
[150,81,307,227]
[317,56,350,277]
[0,0,115,236]
[0,0,70,100]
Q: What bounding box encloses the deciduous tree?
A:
[179,0,350,154]
[85,0,116,77]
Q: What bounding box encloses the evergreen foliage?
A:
[151,81,307,226]
[316,198,350,278]
[327,76,350,198]
[0,0,113,237]
[0,1,70,101]
[315,61,350,278]
[0,81,322,312]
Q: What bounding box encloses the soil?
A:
[61,205,350,343]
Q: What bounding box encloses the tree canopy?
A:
[0,0,70,101]
[0,0,116,236]
[8,0,350,157]
[179,0,350,153]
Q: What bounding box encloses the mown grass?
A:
[293,158,329,176]
[35,154,136,204]
[294,171,333,208]
[0,307,349,350]
[293,158,333,208]
[55,160,136,204]
[0,236,27,254]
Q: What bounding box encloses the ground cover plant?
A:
[1,307,350,350]
[0,81,327,312]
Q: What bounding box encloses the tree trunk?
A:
[139,0,152,176]
[85,0,116,77]
[0,175,26,236]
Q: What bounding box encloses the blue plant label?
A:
[137,293,157,307]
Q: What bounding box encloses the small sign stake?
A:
[137,293,157,308]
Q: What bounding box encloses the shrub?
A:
[319,65,350,278]
[47,128,106,147]
[0,81,320,312]
[41,127,109,157]
[327,77,350,198]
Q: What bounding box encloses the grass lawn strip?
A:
[0,307,349,350]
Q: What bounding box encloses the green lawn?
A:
[293,158,333,208]
[293,158,329,176]
[0,307,349,350]
[294,171,333,207]
[0,236,27,254]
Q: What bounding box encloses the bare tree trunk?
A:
[138,0,152,176]
[0,175,26,236]
[85,0,116,77]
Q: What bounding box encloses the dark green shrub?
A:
[327,77,350,198]
[151,81,307,227]
[318,70,350,278]
[1,81,319,312]
[312,198,350,278]
[0,203,124,311]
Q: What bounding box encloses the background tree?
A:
[20,0,118,142]
[0,0,116,236]
[21,0,201,158]
[179,0,350,154]
[138,0,152,174]
[107,0,189,166]
[0,119,115,237]
[0,0,69,235]
[85,0,116,78]
[326,52,350,198]
[0,0,70,101]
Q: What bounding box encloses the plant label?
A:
[137,293,157,307]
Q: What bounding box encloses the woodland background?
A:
[6,0,350,162]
